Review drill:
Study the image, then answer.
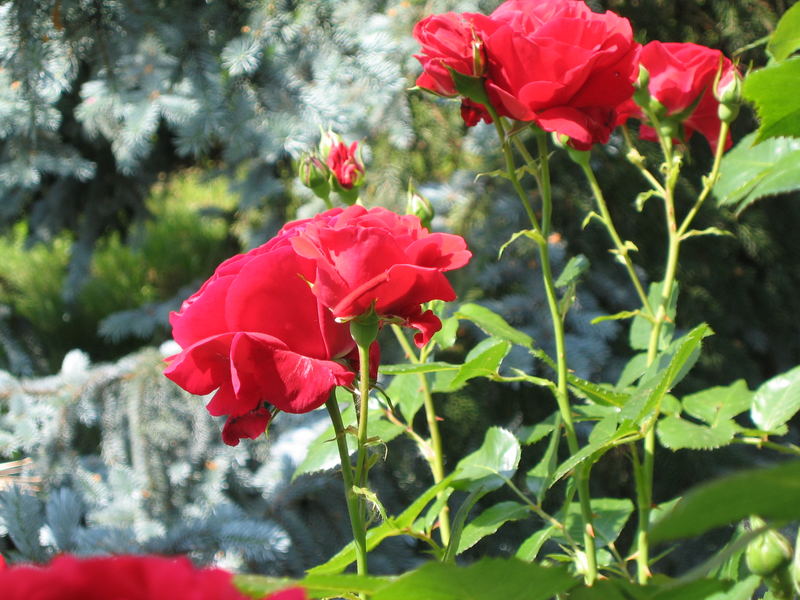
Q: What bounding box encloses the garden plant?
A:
[3,0,800,599]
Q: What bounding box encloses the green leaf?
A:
[235,573,391,599]
[567,376,629,408]
[680,227,734,241]
[456,501,530,554]
[704,576,761,600]
[555,254,590,288]
[617,352,649,389]
[444,487,489,562]
[308,475,455,575]
[555,498,634,548]
[650,460,800,542]
[682,380,753,425]
[768,2,800,61]
[379,361,457,375]
[629,281,678,351]
[371,558,577,600]
[620,324,712,426]
[456,302,534,348]
[714,132,800,213]
[385,373,424,424]
[516,526,557,562]
[526,416,562,501]
[432,314,460,350]
[751,365,800,432]
[293,425,343,480]
[656,415,738,450]
[532,349,628,407]
[235,575,296,598]
[434,338,511,393]
[590,310,639,325]
[454,427,521,491]
[567,577,731,600]
[498,228,542,258]
[550,421,639,486]
[518,412,559,445]
[745,57,800,142]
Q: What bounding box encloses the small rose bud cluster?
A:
[299,130,365,205]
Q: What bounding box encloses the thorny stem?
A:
[325,395,368,587]
[633,118,730,584]
[354,342,373,498]
[390,324,451,546]
[489,106,597,584]
[578,160,653,316]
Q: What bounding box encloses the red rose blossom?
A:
[164,226,357,446]
[413,12,499,97]
[0,554,306,600]
[619,41,735,151]
[481,0,640,149]
[289,206,471,347]
[326,141,364,190]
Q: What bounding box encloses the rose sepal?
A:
[447,66,491,108]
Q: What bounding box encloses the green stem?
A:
[578,161,653,316]
[677,121,730,238]
[354,342,372,493]
[325,395,367,582]
[634,118,733,584]
[488,109,541,232]
[390,324,451,546]
[493,120,597,584]
[534,132,597,585]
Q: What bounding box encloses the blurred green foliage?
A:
[0,170,239,370]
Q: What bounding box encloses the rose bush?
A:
[164,226,357,446]
[0,554,306,600]
[290,205,471,346]
[619,41,735,150]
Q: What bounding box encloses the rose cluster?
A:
[0,554,305,600]
[165,206,470,446]
[414,0,736,150]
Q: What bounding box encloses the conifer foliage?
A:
[0,0,414,299]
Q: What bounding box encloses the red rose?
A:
[0,554,306,600]
[326,141,364,190]
[165,227,356,446]
[482,0,640,149]
[621,41,735,151]
[290,206,471,347]
[413,12,499,97]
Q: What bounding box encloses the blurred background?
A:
[0,0,797,577]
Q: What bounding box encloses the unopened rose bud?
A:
[406,185,434,229]
[318,128,341,160]
[716,69,742,124]
[792,524,800,596]
[326,140,365,205]
[299,154,331,201]
[632,65,651,108]
[746,518,793,578]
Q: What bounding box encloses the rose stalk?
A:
[579,42,738,583]
[414,0,644,583]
